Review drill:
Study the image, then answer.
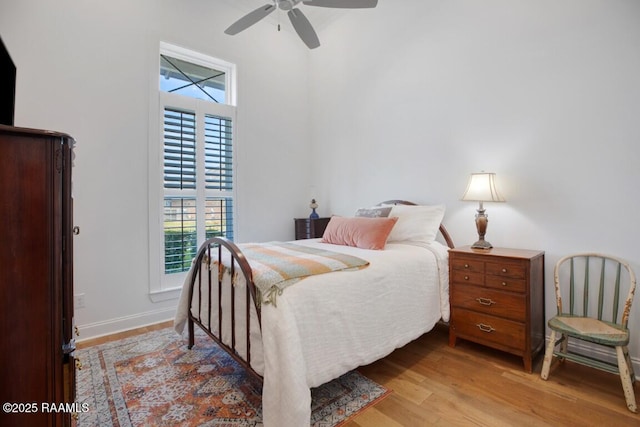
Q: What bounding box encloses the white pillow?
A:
[385,204,445,243]
[354,206,392,218]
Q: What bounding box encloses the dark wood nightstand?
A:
[448,246,545,373]
[294,217,331,240]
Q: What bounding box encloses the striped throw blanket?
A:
[238,242,370,307]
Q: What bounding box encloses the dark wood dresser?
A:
[448,246,545,373]
[294,217,331,239]
[0,125,76,426]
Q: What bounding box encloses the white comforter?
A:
[174,239,450,427]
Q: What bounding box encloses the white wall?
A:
[309,0,640,363]
[0,0,313,337]
[2,0,640,368]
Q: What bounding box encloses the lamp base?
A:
[471,239,493,250]
[471,205,493,249]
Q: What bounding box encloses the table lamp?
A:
[461,172,505,249]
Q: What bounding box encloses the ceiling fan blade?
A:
[302,0,378,8]
[224,4,276,35]
[288,9,320,49]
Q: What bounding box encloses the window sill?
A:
[149,286,183,302]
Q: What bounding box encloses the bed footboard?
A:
[187,237,263,380]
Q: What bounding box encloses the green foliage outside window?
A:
[164,227,227,274]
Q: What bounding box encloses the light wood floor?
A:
[79,322,639,426]
[350,324,639,426]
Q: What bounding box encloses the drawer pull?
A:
[464,275,469,280]
[476,297,496,306]
[464,264,470,268]
[476,323,495,333]
[502,268,507,273]
[502,281,507,286]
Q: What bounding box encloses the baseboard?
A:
[75,307,176,343]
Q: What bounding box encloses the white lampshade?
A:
[461,172,505,202]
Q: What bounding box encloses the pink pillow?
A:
[320,216,398,250]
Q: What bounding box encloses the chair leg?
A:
[541,330,557,380]
[616,346,637,413]
[559,333,568,362]
[623,346,636,383]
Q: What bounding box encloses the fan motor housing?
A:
[277,0,301,11]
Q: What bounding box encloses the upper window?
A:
[158,42,235,106]
[149,43,237,296]
[160,54,226,103]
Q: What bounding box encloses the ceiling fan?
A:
[224,0,378,49]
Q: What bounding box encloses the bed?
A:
[174,200,454,426]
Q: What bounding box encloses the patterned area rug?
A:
[76,327,390,426]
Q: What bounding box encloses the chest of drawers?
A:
[0,126,76,426]
[448,246,545,372]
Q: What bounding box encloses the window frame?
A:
[159,42,236,106]
[148,43,237,301]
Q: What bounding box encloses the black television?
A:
[0,36,16,126]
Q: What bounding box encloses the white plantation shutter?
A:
[158,103,237,276]
[161,105,235,275]
[164,109,196,190]
[162,107,198,274]
[205,115,233,191]
[203,113,234,241]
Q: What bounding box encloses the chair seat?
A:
[548,315,629,346]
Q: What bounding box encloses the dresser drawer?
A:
[452,308,525,351]
[451,270,485,286]
[451,284,526,321]
[486,261,526,279]
[485,275,527,293]
[450,257,484,273]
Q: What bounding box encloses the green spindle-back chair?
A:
[540,253,637,412]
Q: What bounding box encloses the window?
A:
[149,43,237,298]
[160,53,227,103]
[162,108,234,274]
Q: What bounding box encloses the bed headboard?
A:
[379,200,455,249]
